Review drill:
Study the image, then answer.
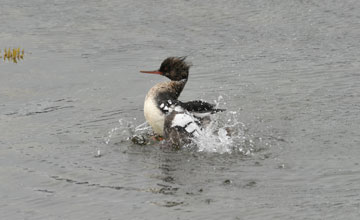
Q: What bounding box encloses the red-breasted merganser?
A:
[140,57,224,146]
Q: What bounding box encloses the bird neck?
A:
[154,79,187,103]
[170,78,187,99]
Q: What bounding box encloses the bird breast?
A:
[144,80,187,136]
[144,82,169,136]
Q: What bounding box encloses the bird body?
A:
[141,57,224,146]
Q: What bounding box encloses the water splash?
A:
[104,126,120,145]
[104,119,132,145]
[104,118,152,145]
[189,110,256,154]
[104,96,269,154]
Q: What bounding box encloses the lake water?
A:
[1,0,360,219]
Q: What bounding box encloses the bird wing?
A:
[178,100,225,113]
[157,98,225,117]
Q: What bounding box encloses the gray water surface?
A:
[1,0,360,219]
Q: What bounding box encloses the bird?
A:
[140,57,225,147]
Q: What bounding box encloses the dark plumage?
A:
[179,100,225,113]
[159,56,191,81]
